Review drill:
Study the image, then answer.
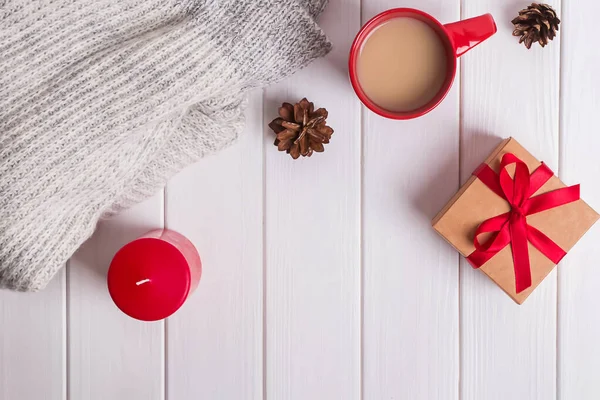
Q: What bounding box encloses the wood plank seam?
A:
[254,91,267,400]
[163,188,168,400]
[64,265,69,400]
[555,2,564,399]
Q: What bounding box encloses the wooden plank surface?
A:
[558,0,600,398]
[68,194,164,400]
[165,90,263,400]
[0,273,65,400]
[263,2,361,398]
[5,1,600,399]
[360,1,460,399]
[460,1,560,399]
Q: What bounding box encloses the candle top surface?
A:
[107,238,191,321]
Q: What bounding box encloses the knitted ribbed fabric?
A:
[0,0,331,291]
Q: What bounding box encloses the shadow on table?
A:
[69,218,159,284]
[410,132,503,223]
[503,0,529,28]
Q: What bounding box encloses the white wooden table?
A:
[1,1,599,399]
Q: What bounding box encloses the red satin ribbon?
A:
[467,153,580,293]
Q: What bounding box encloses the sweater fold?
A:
[0,0,331,291]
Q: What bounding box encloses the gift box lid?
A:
[432,137,599,304]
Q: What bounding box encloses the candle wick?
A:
[136,278,151,286]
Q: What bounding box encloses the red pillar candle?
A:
[107,229,202,321]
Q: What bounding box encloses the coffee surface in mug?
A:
[356,17,448,112]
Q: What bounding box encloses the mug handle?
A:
[444,13,497,57]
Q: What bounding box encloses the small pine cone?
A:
[268,98,333,160]
[512,3,560,49]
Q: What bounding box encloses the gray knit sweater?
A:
[0,0,331,291]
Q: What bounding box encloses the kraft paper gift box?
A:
[432,137,599,304]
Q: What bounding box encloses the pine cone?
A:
[269,98,333,159]
[512,3,560,49]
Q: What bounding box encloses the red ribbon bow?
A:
[467,153,580,293]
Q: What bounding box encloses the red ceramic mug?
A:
[349,8,497,119]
